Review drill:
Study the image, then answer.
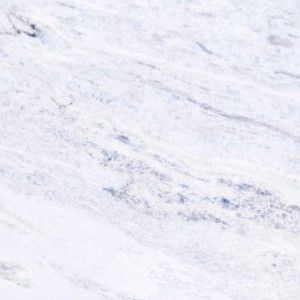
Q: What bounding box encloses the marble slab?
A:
[0,1,299,299]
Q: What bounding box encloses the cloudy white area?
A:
[0,0,299,299]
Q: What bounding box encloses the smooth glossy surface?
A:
[0,1,299,299]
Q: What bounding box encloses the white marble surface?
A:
[0,0,300,299]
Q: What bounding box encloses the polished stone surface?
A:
[0,1,299,299]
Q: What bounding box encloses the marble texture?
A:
[0,0,299,299]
